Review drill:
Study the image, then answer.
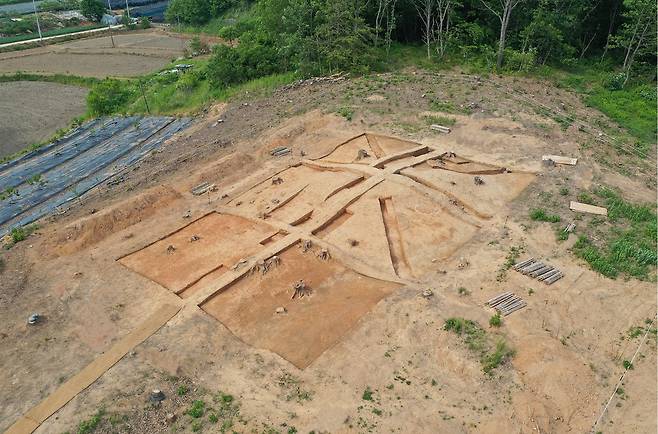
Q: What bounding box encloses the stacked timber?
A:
[513,258,563,284]
[486,292,526,316]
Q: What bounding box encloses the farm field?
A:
[0,29,189,77]
[0,81,87,157]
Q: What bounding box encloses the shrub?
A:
[139,17,151,29]
[166,0,211,25]
[80,0,105,22]
[87,79,133,115]
[503,48,536,72]
[604,72,626,91]
[206,37,283,89]
[489,313,502,327]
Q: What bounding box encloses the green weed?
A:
[188,400,205,418]
[489,313,502,328]
[530,209,561,223]
[9,224,38,244]
[77,409,105,434]
[481,340,515,374]
[337,106,354,121]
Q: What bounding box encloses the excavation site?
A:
[1,69,655,434]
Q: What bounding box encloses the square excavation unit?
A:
[117,134,535,368]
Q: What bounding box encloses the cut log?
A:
[537,269,560,281]
[486,292,513,306]
[570,201,608,216]
[544,273,564,285]
[542,155,578,165]
[521,262,545,274]
[514,258,535,270]
[430,124,452,134]
[530,266,553,278]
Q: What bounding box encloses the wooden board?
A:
[542,155,577,165]
[5,303,181,434]
[570,201,608,216]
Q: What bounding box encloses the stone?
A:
[150,389,165,403]
[275,307,287,314]
[422,289,433,298]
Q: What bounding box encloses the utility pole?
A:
[139,80,150,114]
[106,0,115,48]
[106,0,112,27]
[124,0,130,19]
[31,0,42,41]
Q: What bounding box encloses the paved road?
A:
[0,24,122,48]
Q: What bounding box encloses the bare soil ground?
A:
[0,81,87,157]
[0,29,190,78]
[0,68,655,434]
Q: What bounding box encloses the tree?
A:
[480,0,526,69]
[165,0,211,25]
[433,0,455,58]
[80,0,105,22]
[311,0,375,73]
[611,0,656,86]
[413,0,435,59]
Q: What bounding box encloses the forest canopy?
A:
[167,0,656,90]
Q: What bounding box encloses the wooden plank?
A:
[570,201,608,216]
[542,155,577,165]
[18,303,181,431]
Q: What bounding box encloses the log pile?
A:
[513,258,564,284]
[486,292,526,316]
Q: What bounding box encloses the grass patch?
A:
[553,64,656,152]
[572,187,656,280]
[362,387,373,401]
[93,63,297,116]
[530,209,561,223]
[423,114,456,126]
[0,72,99,88]
[444,318,514,374]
